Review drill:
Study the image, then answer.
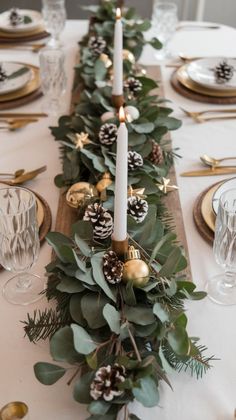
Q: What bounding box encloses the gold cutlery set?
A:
[181,154,236,177]
[0,166,47,184]
[181,107,236,123]
[0,113,47,130]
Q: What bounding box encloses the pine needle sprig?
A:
[22,308,71,343]
[162,342,217,379]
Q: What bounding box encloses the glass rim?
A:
[219,187,236,211]
[0,186,36,216]
[153,1,177,10]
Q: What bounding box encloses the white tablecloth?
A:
[0,20,236,420]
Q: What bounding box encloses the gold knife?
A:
[181,167,236,177]
[0,113,47,118]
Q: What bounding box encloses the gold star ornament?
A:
[128,186,147,199]
[73,132,92,149]
[157,177,179,194]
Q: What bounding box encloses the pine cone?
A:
[9,8,22,26]
[0,65,7,83]
[127,196,148,223]
[103,251,123,284]
[88,36,106,56]
[99,123,117,145]
[83,202,113,239]
[90,364,126,401]
[214,61,234,84]
[128,151,143,171]
[149,140,164,165]
[124,77,142,94]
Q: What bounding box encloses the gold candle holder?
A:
[112,94,124,109]
[112,237,128,258]
[0,401,28,419]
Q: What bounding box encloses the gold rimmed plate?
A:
[0,63,40,103]
[0,24,47,38]
[177,65,236,97]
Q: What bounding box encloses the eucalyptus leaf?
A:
[7,66,29,80]
[50,326,83,364]
[73,371,94,403]
[167,325,189,356]
[71,323,97,355]
[81,293,108,328]
[132,376,159,407]
[91,253,116,302]
[75,233,92,257]
[34,362,66,385]
[72,249,87,272]
[103,303,120,334]
[95,59,107,81]
[69,294,87,326]
[153,302,169,323]
[88,400,111,415]
[132,122,155,134]
[124,305,155,326]
[56,275,85,293]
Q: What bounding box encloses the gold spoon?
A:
[0,169,25,178]
[200,154,236,168]
[0,166,47,185]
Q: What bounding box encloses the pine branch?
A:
[22,308,71,343]
[162,342,216,379]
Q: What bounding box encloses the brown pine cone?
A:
[124,77,142,94]
[88,35,106,56]
[83,202,113,239]
[149,140,164,165]
[103,250,123,284]
[90,364,126,401]
[128,150,143,171]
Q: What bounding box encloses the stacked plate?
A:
[0,62,40,105]
[176,57,236,98]
[0,9,48,42]
[194,177,236,243]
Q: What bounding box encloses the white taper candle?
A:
[112,8,123,96]
[113,107,128,241]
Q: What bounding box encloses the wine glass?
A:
[207,188,236,305]
[39,46,67,116]
[151,1,178,59]
[0,187,42,305]
[41,0,66,47]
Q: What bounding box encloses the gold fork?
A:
[0,43,46,53]
[181,107,236,118]
[0,118,38,131]
[193,114,236,123]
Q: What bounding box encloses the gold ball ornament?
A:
[66,182,98,209]
[122,246,150,287]
[96,172,113,193]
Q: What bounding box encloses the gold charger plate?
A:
[0,24,46,38]
[0,63,40,103]
[177,65,236,98]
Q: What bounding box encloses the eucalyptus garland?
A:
[23,2,215,419]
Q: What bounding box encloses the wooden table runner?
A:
[55,65,192,279]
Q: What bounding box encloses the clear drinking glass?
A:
[39,47,67,116]
[42,0,66,47]
[151,1,178,59]
[0,187,42,305]
[207,188,236,305]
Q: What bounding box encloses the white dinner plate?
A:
[212,177,236,214]
[0,9,42,33]
[0,63,31,95]
[187,58,236,90]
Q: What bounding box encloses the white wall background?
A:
[0,0,236,28]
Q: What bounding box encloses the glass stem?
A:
[223,270,236,289]
[16,273,32,290]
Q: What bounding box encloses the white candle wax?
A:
[112,9,123,96]
[113,113,128,241]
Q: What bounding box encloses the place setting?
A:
[171,56,236,104]
[0,8,49,44]
[0,60,42,111]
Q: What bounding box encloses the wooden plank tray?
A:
[55,65,191,279]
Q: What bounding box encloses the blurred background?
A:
[0,0,236,28]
